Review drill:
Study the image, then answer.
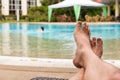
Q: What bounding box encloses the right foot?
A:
[73,22,91,67]
[74,22,91,49]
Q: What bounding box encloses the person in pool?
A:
[69,22,120,80]
[38,26,44,33]
[40,26,44,31]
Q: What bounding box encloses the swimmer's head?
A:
[41,26,44,31]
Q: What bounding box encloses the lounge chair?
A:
[31,77,68,80]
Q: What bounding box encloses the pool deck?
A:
[0,56,77,80]
[0,64,78,80]
[0,56,120,80]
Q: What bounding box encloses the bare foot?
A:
[73,22,91,68]
[73,22,103,68]
[69,38,103,80]
[74,22,91,48]
[74,37,103,68]
[71,22,120,80]
[70,23,103,80]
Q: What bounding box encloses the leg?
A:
[73,22,120,80]
[69,68,84,80]
[73,22,103,68]
[69,37,103,80]
[69,22,103,80]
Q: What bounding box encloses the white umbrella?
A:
[48,0,105,21]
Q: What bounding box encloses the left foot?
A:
[91,37,103,58]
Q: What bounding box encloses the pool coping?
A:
[1,22,120,25]
[0,56,120,68]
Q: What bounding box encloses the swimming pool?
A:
[0,23,120,59]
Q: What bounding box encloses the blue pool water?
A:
[0,23,120,41]
[27,24,120,40]
[0,23,120,59]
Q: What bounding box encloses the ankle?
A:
[82,50,102,68]
[77,48,95,67]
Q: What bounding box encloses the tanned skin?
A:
[70,22,120,80]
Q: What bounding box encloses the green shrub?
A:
[27,6,48,22]
[4,15,16,20]
[20,15,28,20]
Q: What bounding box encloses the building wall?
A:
[1,0,41,16]
[37,0,41,7]
[2,0,9,15]
[21,0,27,15]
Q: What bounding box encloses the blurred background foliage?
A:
[0,0,115,22]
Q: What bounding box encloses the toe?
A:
[74,22,82,36]
[75,21,82,31]
[92,37,97,47]
[82,23,90,37]
[82,23,86,31]
[97,38,103,47]
[83,23,91,38]
[88,28,91,38]
[97,38,103,58]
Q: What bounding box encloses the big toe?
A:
[75,22,82,31]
